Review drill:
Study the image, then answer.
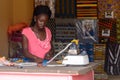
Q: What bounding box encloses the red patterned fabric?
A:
[76,0,98,19]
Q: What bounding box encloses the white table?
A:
[0,62,99,80]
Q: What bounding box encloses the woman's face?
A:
[35,14,48,29]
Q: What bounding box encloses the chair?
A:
[7,22,28,58]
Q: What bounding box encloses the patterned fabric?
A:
[46,18,56,41]
[116,19,120,43]
[104,42,120,75]
[55,23,76,42]
[55,0,76,18]
[98,0,107,18]
[98,0,120,18]
[98,19,117,43]
[75,19,98,43]
[113,0,120,18]
[76,0,98,19]
[94,44,106,60]
[22,27,52,59]
[53,42,68,59]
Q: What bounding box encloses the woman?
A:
[22,5,53,64]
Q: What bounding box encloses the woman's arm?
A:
[22,35,43,63]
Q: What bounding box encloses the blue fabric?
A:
[42,59,49,66]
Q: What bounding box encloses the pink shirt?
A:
[22,27,52,59]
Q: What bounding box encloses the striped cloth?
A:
[55,0,76,18]
[76,0,98,19]
[104,42,120,75]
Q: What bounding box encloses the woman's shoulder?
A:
[22,27,32,32]
[22,27,31,30]
[45,27,51,32]
[22,27,32,34]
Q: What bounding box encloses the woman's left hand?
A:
[37,63,43,67]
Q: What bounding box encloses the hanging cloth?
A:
[104,41,120,75]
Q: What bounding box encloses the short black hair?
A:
[30,5,51,27]
[34,5,51,19]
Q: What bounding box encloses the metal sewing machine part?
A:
[47,39,89,66]
[47,39,79,64]
[62,54,89,66]
[68,39,80,55]
[68,43,78,55]
[62,41,89,66]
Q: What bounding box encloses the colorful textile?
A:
[22,27,52,59]
[76,0,98,19]
[98,0,120,18]
[55,0,76,18]
[116,19,120,43]
[98,19,117,43]
[94,44,106,60]
[98,0,107,18]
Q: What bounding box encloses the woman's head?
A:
[34,5,51,19]
[30,5,51,28]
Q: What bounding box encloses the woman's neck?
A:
[33,25,45,33]
[32,26,46,41]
